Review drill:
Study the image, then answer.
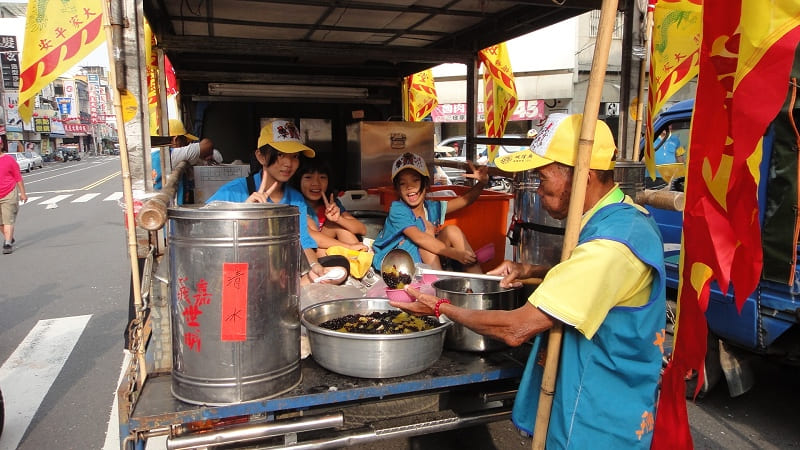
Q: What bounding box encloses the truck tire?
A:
[342,393,440,427]
[1,387,4,438]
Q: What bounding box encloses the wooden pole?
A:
[102,0,148,383]
[632,7,654,161]
[531,0,620,448]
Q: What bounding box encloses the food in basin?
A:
[301,298,452,378]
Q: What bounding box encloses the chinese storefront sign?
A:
[431,99,545,123]
[0,36,19,90]
[34,117,51,133]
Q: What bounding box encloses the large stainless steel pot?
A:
[512,170,565,268]
[300,298,452,378]
[432,278,518,352]
[169,203,302,405]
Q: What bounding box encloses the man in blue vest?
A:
[395,113,666,448]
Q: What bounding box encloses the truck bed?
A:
[122,346,530,447]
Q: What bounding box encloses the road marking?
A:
[0,315,92,450]
[103,352,166,450]
[104,192,124,202]
[81,171,121,190]
[73,193,101,203]
[102,351,131,450]
[39,194,72,205]
[21,196,42,204]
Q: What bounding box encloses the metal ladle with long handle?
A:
[380,249,542,286]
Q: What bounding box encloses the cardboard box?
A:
[193,165,250,203]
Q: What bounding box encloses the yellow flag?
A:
[406,69,437,121]
[18,0,106,122]
[645,0,702,179]
[145,19,161,135]
[479,42,517,163]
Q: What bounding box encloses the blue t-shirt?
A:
[371,199,447,270]
[206,172,317,250]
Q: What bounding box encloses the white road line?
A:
[102,351,131,450]
[39,194,72,205]
[21,196,42,204]
[103,352,166,450]
[72,193,101,203]
[0,315,92,450]
[104,192,123,202]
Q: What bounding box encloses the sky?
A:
[1,16,109,77]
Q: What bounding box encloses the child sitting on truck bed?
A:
[291,158,369,258]
[371,152,488,274]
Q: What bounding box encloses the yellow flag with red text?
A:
[18,0,106,122]
[479,42,517,163]
[406,69,437,122]
[652,1,800,449]
[645,0,702,179]
[145,19,161,135]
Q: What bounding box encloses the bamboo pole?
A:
[632,6,654,161]
[102,0,148,385]
[137,160,190,231]
[531,0,620,448]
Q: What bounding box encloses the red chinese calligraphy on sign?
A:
[221,263,249,341]
[178,277,213,352]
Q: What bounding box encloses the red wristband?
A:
[434,298,451,318]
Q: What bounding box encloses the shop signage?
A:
[62,80,78,119]
[34,117,51,133]
[56,97,72,116]
[65,123,90,134]
[3,92,22,132]
[431,99,545,123]
[0,36,19,90]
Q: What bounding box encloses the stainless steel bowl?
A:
[300,298,452,378]
[432,278,519,352]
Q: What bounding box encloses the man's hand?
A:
[486,260,524,288]
[389,285,438,315]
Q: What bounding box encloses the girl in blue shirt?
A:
[291,159,369,257]
[207,119,345,284]
[372,152,488,273]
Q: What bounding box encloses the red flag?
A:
[18,0,106,122]
[653,1,800,448]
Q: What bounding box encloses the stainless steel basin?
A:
[433,278,519,352]
[300,298,452,378]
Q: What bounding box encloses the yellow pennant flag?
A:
[479,42,517,163]
[145,19,162,134]
[645,0,702,179]
[18,0,106,122]
[406,69,437,121]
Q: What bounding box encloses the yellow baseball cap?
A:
[257,119,315,157]
[391,152,429,180]
[168,119,199,141]
[495,113,616,172]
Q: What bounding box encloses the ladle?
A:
[380,249,542,286]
